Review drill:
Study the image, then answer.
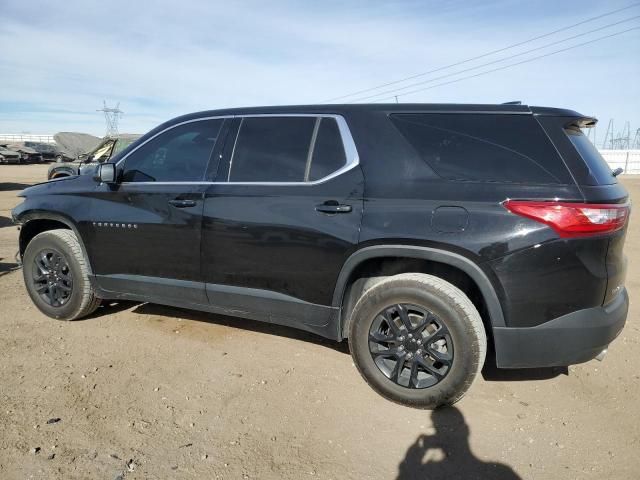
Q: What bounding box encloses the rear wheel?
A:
[349,273,486,408]
[23,229,101,320]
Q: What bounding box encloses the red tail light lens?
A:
[504,200,629,238]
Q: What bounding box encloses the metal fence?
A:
[0,133,56,144]
[600,150,640,175]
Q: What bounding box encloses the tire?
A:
[349,273,486,409]
[22,229,101,320]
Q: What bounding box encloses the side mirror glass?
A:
[95,163,116,184]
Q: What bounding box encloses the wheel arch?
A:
[332,245,506,340]
[18,213,93,274]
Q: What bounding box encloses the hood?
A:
[19,175,83,197]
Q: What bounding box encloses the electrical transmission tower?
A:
[97,101,123,137]
[632,128,640,149]
[601,119,614,149]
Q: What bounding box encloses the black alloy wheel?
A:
[31,249,73,307]
[368,303,453,389]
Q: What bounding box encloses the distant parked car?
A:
[0,145,23,164]
[2,143,44,163]
[23,142,70,162]
[47,134,141,180]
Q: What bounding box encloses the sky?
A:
[0,0,638,143]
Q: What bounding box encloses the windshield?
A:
[91,140,115,162]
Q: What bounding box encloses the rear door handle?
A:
[315,202,352,214]
[168,199,197,208]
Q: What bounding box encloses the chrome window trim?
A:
[117,113,360,187]
[115,115,231,169]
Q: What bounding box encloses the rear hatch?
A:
[534,109,630,305]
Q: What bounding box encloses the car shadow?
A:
[127,302,351,355]
[0,215,14,228]
[0,182,32,192]
[0,258,20,277]
[87,300,141,319]
[396,406,522,480]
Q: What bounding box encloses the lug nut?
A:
[416,349,422,354]
[398,336,404,341]
[408,333,413,339]
[398,345,404,351]
[406,353,413,359]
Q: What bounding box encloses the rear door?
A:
[88,118,226,305]
[201,114,364,328]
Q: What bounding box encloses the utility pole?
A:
[97,101,123,137]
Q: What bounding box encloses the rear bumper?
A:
[493,288,628,368]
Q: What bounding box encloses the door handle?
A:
[315,201,352,214]
[168,199,197,208]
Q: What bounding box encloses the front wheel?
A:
[349,273,486,409]
[23,229,101,320]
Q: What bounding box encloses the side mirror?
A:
[612,167,624,177]
[95,163,116,184]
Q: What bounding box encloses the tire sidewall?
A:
[350,279,481,408]
[23,232,87,320]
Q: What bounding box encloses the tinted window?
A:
[122,120,222,182]
[390,114,572,184]
[565,128,615,185]
[308,118,347,181]
[229,117,315,182]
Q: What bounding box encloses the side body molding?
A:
[332,245,506,337]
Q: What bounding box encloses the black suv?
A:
[12,104,630,408]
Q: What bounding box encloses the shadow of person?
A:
[397,407,521,480]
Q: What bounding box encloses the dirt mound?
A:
[53,132,101,158]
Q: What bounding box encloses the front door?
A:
[88,118,227,305]
[201,115,364,329]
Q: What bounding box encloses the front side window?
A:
[122,119,223,182]
[227,116,349,183]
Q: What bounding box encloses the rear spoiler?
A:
[565,116,597,129]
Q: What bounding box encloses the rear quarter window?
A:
[390,113,573,184]
[564,127,616,185]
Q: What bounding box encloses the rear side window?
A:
[227,116,349,182]
[390,114,572,184]
[229,117,316,182]
[564,127,615,185]
[308,118,347,181]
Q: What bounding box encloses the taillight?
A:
[504,200,629,238]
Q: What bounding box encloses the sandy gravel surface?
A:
[1,164,638,479]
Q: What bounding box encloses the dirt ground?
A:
[0,164,638,480]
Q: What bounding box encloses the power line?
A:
[366,27,639,103]
[322,2,640,103]
[348,15,640,103]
